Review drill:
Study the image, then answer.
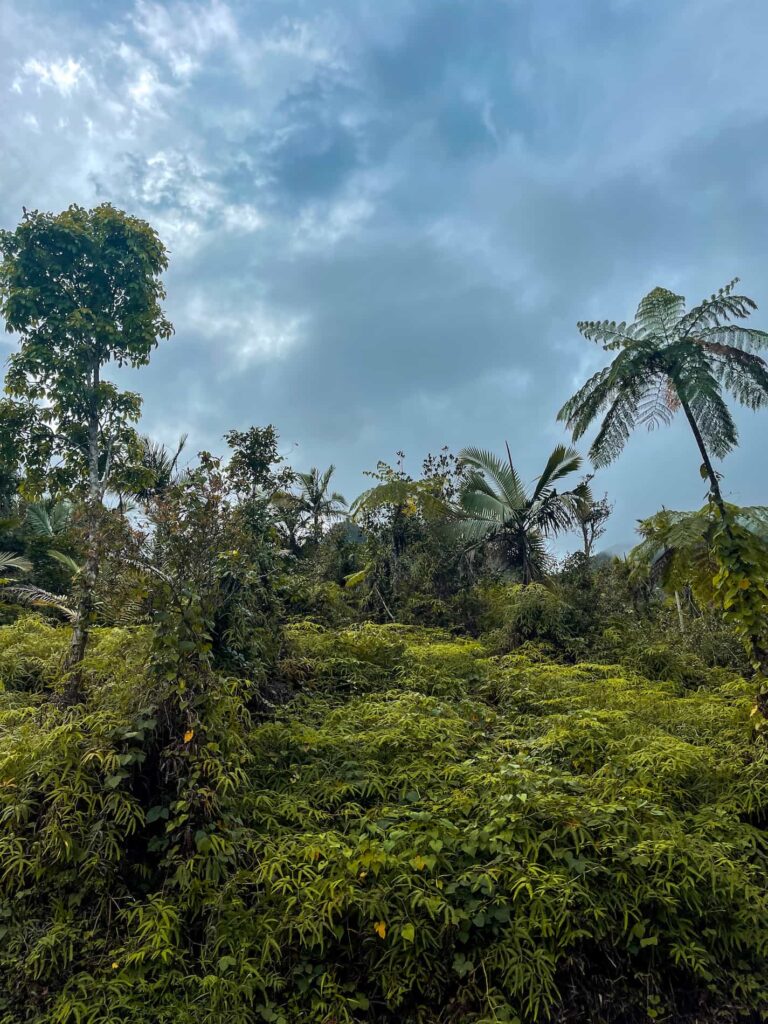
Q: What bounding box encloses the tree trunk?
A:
[62,363,101,698]
[674,589,685,633]
[679,398,728,519]
[581,522,591,559]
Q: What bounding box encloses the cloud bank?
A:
[2,0,768,547]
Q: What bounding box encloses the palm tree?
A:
[295,465,347,542]
[457,443,590,583]
[132,433,189,502]
[558,279,768,519]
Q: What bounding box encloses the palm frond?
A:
[47,549,82,575]
[343,566,371,588]
[458,446,525,510]
[1,583,75,620]
[531,445,582,501]
[25,501,54,537]
[0,551,33,574]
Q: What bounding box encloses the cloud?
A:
[131,0,238,78]
[1,0,768,547]
[19,55,87,95]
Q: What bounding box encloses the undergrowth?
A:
[1,617,767,1023]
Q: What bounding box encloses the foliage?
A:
[558,279,768,475]
[225,425,291,498]
[294,465,347,542]
[3,204,768,1023]
[349,452,473,627]
[0,204,172,493]
[456,444,590,583]
[0,203,173,677]
[1,617,768,1023]
[631,501,768,687]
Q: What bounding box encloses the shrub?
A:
[1,617,767,1023]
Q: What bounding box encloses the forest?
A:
[1,204,768,1024]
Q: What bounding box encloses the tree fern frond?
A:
[677,279,757,337]
[681,371,739,459]
[576,319,640,350]
[635,373,678,430]
[699,323,768,353]
[589,376,648,467]
[635,287,686,342]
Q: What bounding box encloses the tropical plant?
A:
[558,279,768,517]
[0,203,173,681]
[294,465,347,542]
[0,549,74,619]
[131,433,188,502]
[0,551,32,578]
[631,502,768,686]
[25,498,74,539]
[573,486,613,558]
[456,443,590,583]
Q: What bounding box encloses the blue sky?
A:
[2,0,768,549]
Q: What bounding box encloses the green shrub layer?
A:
[1,617,767,1023]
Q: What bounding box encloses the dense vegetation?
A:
[1,206,768,1023]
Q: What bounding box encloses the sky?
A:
[1,0,768,550]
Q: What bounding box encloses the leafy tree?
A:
[558,279,768,517]
[0,204,173,680]
[294,465,347,542]
[457,443,589,583]
[574,485,613,558]
[224,425,291,498]
[348,452,471,624]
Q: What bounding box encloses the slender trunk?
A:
[63,363,101,697]
[674,590,685,633]
[581,522,591,559]
[679,398,728,519]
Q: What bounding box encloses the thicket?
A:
[1,618,767,1023]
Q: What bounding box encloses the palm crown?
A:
[295,465,347,541]
[457,443,590,583]
[558,279,768,500]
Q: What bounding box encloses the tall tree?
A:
[0,204,172,681]
[295,465,347,542]
[457,444,589,583]
[558,279,768,517]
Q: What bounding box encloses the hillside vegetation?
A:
[2,205,768,1022]
[1,616,767,1023]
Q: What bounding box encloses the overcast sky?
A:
[2,0,767,549]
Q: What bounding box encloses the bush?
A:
[1,617,767,1023]
[486,583,578,654]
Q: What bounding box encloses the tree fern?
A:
[559,279,768,509]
